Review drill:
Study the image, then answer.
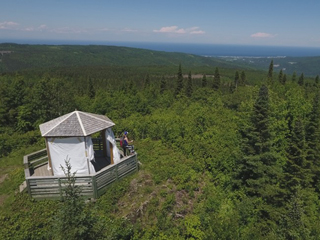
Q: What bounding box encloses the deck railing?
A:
[23,148,48,178]
[23,143,138,200]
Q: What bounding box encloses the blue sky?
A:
[1,0,320,47]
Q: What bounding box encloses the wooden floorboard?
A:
[32,156,111,177]
[33,164,53,177]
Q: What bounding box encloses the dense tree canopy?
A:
[1,45,320,239]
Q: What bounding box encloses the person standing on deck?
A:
[122,131,134,156]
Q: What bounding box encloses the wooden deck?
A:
[31,156,111,177]
[24,146,138,200]
[33,164,53,177]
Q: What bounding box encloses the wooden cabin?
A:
[23,111,138,200]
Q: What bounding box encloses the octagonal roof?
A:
[39,111,115,137]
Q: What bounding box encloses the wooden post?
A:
[58,178,62,200]
[45,138,54,176]
[27,179,32,198]
[101,130,107,157]
[110,142,114,164]
[92,175,98,198]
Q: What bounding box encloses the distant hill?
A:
[0,43,248,73]
[218,56,320,77]
[1,43,319,77]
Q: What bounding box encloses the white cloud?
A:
[51,27,88,34]
[121,28,138,32]
[153,26,205,35]
[99,28,110,32]
[38,24,47,30]
[0,21,19,29]
[251,32,275,38]
[24,27,34,31]
[190,30,205,35]
[154,26,181,33]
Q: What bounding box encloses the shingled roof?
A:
[39,111,115,137]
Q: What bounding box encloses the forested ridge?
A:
[1,44,320,239]
[0,43,246,72]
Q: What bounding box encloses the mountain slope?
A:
[0,43,247,72]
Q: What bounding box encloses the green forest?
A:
[1,44,320,239]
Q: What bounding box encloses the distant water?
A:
[1,39,320,57]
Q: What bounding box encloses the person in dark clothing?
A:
[122,131,134,156]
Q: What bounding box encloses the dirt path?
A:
[0,174,8,184]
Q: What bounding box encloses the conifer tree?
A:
[6,75,26,127]
[201,74,207,88]
[235,85,281,206]
[278,69,283,84]
[298,73,304,86]
[185,71,193,97]
[282,74,287,85]
[0,81,10,126]
[267,60,274,83]
[292,71,297,82]
[53,159,103,239]
[160,76,166,94]
[88,77,95,99]
[175,64,184,97]
[144,74,150,89]
[33,78,55,123]
[212,67,220,90]
[234,71,240,88]
[284,118,311,193]
[282,189,311,239]
[240,70,246,86]
[315,75,319,85]
[11,75,26,108]
[305,91,320,192]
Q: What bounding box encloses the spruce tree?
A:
[298,73,304,86]
[235,85,281,206]
[88,77,95,99]
[201,74,207,88]
[240,70,246,86]
[175,64,184,97]
[53,159,103,239]
[144,74,150,89]
[185,71,193,97]
[234,71,240,88]
[315,75,319,85]
[267,60,274,83]
[284,118,311,193]
[292,71,297,82]
[282,74,287,85]
[160,76,166,94]
[212,67,220,90]
[11,75,26,108]
[278,69,283,84]
[305,91,320,192]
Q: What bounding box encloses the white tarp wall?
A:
[105,128,121,164]
[47,137,96,176]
